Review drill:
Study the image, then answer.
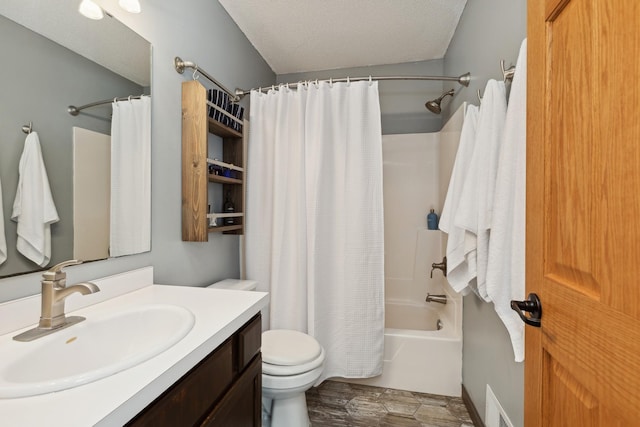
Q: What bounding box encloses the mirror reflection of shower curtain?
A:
[110,96,151,257]
[0,178,6,266]
[246,81,385,384]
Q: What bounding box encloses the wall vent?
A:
[485,385,514,427]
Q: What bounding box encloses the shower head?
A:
[425,89,455,114]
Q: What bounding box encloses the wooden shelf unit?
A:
[181,80,247,241]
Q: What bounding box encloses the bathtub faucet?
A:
[426,293,447,305]
[430,256,447,278]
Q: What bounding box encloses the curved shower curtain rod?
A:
[174,56,471,102]
[235,73,471,98]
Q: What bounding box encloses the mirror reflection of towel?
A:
[0,177,6,266]
[11,132,59,267]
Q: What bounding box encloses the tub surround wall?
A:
[0,0,275,303]
[382,133,446,304]
[442,1,527,425]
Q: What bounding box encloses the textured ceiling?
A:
[218,0,467,74]
[0,0,150,87]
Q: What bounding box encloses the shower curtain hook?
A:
[369,75,372,85]
[329,77,333,87]
[346,76,350,86]
[477,89,483,104]
[192,66,199,81]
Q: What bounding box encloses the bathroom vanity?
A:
[0,267,269,426]
[127,313,262,426]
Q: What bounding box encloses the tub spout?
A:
[426,293,447,305]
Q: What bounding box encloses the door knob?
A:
[510,293,542,327]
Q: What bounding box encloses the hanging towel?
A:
[11,132,59,267]
[486,39,528,362]
[0,177,6,266]
[440,104,479,294]
[454,79,507,301]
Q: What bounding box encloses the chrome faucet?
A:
[13,260,100,342]
[430,256,447,278]
[425,293,447,305]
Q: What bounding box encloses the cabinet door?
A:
[126,339,234,427]
[201,355,262,427]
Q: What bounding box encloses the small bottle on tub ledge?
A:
[427,209,439,230]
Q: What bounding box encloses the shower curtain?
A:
[110,96,151,257]
[246,81,385,382]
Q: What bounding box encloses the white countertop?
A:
[0,268,269,427]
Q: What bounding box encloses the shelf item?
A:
[207,158,244,172]
[182,80,247,241]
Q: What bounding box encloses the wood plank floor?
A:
[306,380,474,427]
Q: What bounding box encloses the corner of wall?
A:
[442,0,527,426]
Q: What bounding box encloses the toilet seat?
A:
[263,348,325,376]
[262,330,325,376]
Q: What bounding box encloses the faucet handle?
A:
[42,259,84,281]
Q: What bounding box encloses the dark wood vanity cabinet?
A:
[126,314,262,427]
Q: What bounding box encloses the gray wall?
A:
[277,60,446,134]
[442,1,527,426]
[0,0,275,302]
[0,14,143,279]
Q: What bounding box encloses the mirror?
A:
[0,1,151,278]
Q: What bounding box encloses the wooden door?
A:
[526,0,640,425]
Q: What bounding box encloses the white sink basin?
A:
[0,304,195,398]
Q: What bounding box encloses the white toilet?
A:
[207,280,325,427]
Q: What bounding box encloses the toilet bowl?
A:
[262,329,325,427]
[207,280,325,427]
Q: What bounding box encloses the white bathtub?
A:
[345,299,462,397]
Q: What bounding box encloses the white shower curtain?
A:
[246,81,385,382]
[110,96,151,257]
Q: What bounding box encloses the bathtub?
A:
[345,298,462,397]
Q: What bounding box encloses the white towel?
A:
[454,80,507,301]
[486,39,528,362]
[440,104,479,294]
[11,132,59,267]
[0,177,6,266]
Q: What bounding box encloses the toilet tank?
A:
[207,279,258,291]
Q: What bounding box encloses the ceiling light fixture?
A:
[78,0,104,20]
[119,0,142,14]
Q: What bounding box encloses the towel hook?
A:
[501,59,516,82]
[21,121,33,135]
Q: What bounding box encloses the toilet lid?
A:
[262,330,322,366]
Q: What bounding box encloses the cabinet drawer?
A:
[126,338,234,427]
[236,314,261,371]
